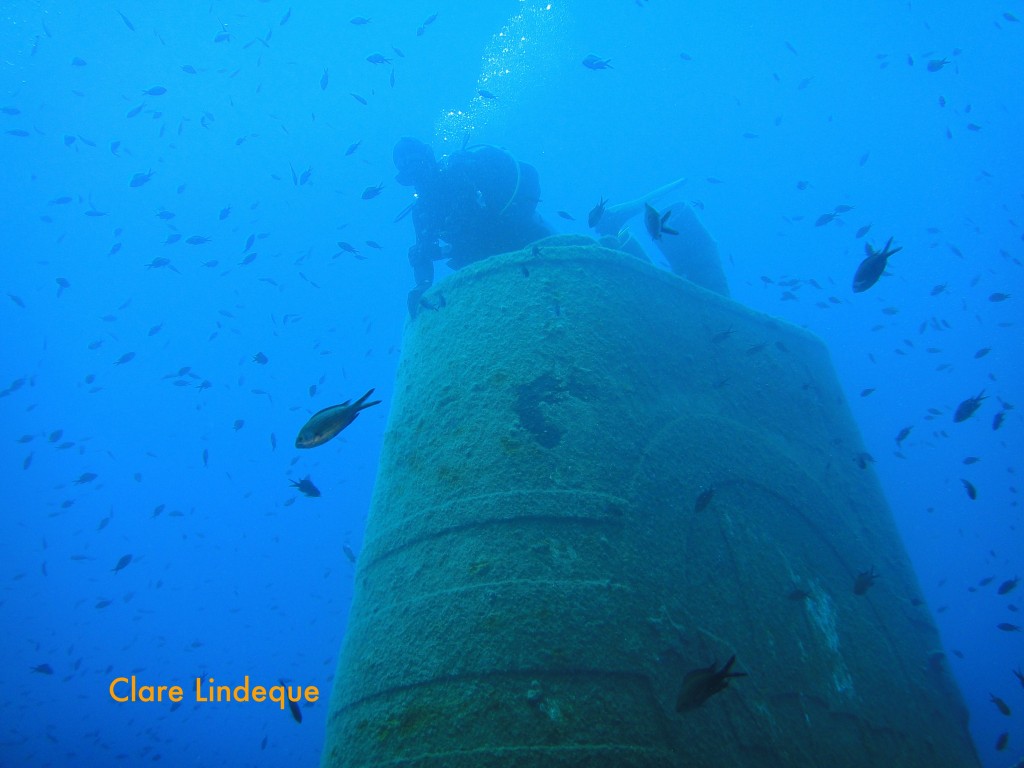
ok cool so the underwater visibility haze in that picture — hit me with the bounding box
[0,1,1021,765]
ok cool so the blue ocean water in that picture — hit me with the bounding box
[0,1,1020,765]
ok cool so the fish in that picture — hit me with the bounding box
[290,476,321,498]
[990,694,1011,716]
[281,679,302,722]
[852,237,901,292]
[895,426,912,445]
[588,197,607,228]
[342,544,357,563]
[477,89,496,99]
[989,292,1011,302]
[296,389,381,448]
[995,732,1008,751]
[320,68,328,90]
[142,86,167,96]
[112,554,133,574]
[1014,668,1024,688]
[853,567,878,595]
[252,352,268,364]
[361,183,384,200]
[350,16,371,25]
[998,577,1019,595]
[344,140,361,156]
[961,479,977,500]
[129,170,154,187]
[582,54,612,70]
[366,53,391,65]
[556,210,574,221]
[75,472,98,484]
[644,203,678,240]
[953,390,986,422]
[694,487,714,512]
[675,655,746,712]
[31,663,54,675]
[927,58,949,72]
[996,623,1020,632]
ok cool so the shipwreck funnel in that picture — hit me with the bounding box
[321,237,980,768]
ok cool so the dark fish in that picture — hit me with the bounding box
[998,577,1019,595]
[280,679,302,722]
[31,663,54,675]
[953,391,986,422]
[853,567,878,595]
[694,487,714,512]
[995,732,1008,751]
[342,544,357,563]
[588,197,607,228]
[815,212,836,227]
[344,140,361,156]
[142,86,167,96]
[350,93,367,105]
[644,203,678,240]
[295,389,381,448]
[115,352,135,365]
[996,623,1020,632]
[1014,668,1024,688]
[112,554,133,574]
[895,426,912,445]
[675,655,746,712]
[477,89,496,99]
[961,479,977,500]
[350,16,371,25]
[75,472,98,484]
[990,693,1011,716]
[117,11,135,31]
[852,237,901,292]
[361,183,384,200]
[860,388,875,397]
[320,68,328,90]
[989,292,1011,302]
[366,53,391,65]
[290,475,321,498]
[927,58,949,72]
[252,352,268,364]
[129,170,154,187]
[556,210,574,221]
[582,54,612,70]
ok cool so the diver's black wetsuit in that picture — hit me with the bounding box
[396,141,551,315]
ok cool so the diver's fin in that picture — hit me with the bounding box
[595,176,687,236]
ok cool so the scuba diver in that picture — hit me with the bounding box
[393,137,730,316]
[393,137,553,316]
